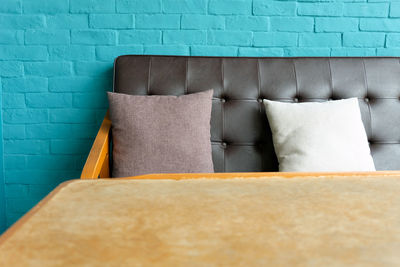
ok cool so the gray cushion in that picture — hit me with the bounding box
[108,90,214,177]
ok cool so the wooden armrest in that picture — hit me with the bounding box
[81,111,111,179]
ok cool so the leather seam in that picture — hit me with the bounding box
[185,57,188,94]
[257,59,264,171]
[221,58,225,172]
[328,59,334,98]
[362,59,373,140]
[293,58,299,99]
[257,58,261,99]
[147,57,152,95]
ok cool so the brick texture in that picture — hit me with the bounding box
[0,0,397,228]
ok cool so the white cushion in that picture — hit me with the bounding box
[263,98,376,172]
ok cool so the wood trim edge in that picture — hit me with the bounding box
[116,171,400,180]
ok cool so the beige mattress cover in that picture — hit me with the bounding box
[1,175,400,266]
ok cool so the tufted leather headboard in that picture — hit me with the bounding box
[113,56,400,172]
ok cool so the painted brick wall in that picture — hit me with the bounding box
[0,0,399,227]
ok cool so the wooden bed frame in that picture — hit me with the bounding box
[80,111,400,180]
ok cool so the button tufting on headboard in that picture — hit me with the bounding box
[114,56,400,172]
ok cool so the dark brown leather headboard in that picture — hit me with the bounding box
[113,55,400,172]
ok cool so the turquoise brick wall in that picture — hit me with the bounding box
[0,0,399,229]
[0,76,5,232]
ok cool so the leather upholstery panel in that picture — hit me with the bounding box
[365,59,400,98]
[259,59,297,99]
[114,57,149,95]
[223,58,259,100]
[187,58,223,96]
[295,58,332,99]
[330,59,366,99]
[114,56,400,171]
[371,99,400,142]
[371,144,400,170]
[149,57,186,95]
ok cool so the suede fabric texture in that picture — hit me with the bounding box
[1,176,400,266]
[108,90,214,177]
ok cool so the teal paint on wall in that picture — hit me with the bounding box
[0,79,6,233]
[0,0,399,228]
